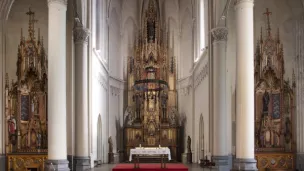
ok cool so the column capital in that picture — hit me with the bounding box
[211,27,228,42]
[234,0,254,9]
[48,0,67,5]
[73,26,90,44]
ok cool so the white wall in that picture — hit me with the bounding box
[193,54,209,163]
[91,54,109,163]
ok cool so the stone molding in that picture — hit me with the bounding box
[211,27,228,42]
[234,0,254,9]
[297,153,304,170]
[73,156,91,171]
[48,0,68,5]
[234,0,254,5]
[194,60,209,89]
[45,159,69,171]
[110,85,120,96]
[73,26,90,44]
[212,155,229,166]
[95,71,108,91]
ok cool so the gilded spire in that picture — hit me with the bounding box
[263,8,272,37]
[26,8,38,40]
[276,28,280,43]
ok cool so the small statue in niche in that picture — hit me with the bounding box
[124,107,134,126]
[133,94,142,120]
[169,107,178,127]
[147,19,155,42]
[108,136,113,153]
[187,136,192,153]
[37,131,42,149]
[160,93,168,119]
[284,117,292,143]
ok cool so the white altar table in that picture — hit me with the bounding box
[129,147,171,168]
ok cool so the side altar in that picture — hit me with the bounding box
[5,9,48,171]
[254,9,296,170]
[123,0,180,162]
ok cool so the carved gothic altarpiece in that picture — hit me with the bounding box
[5,9,48,171]
[254,8,296,171]
[123,0,180,162]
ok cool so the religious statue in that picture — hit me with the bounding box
[8,117,16,135]
[108,136,113,153]
[124,107,134,126]
[37,131,42,148]
[169,107,178,127]
[284,117,292,143]
[187,136,191,153]
[133,94,142,120]
[161,93,168,119]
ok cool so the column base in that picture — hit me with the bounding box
[231,158,258,171]
[0,155,6,171]
[45,159,70,171]
[212,155,229,171]
[113,153,120,163]
[67,155,73,170]
[73,156,91,171]
[296,153,304,170]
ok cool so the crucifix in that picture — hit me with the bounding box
[263,8,272,36]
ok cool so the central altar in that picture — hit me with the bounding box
[123,0,180,162]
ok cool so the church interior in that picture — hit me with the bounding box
[0,0,304,171]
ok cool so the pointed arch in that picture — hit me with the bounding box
[97,114,102,161]
[199,114,204,159]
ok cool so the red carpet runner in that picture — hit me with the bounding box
[112,163,188,171]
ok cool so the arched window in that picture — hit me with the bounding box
[195,0,206,62]
[95,0,101,50]
[199,0,205,52]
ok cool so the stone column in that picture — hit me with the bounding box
[45,0,69,170]
[73,20,90,170]
[211,27,229,170]
[232,0,258,170]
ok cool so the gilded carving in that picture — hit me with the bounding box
[6,9,48,171]
[254,9,295,170]
[124,0,179,161]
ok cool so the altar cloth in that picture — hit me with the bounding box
[129,147,171,161]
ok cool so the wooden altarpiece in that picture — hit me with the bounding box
[254,8,296,170]
[5,9,48,171]
[123,0,180,162]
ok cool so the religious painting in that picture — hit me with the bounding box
[272,93,280,119]
[21,95,30,121]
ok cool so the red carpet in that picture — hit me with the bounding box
[112,163,188,171]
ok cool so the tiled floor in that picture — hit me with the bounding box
[91,163,218,171]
